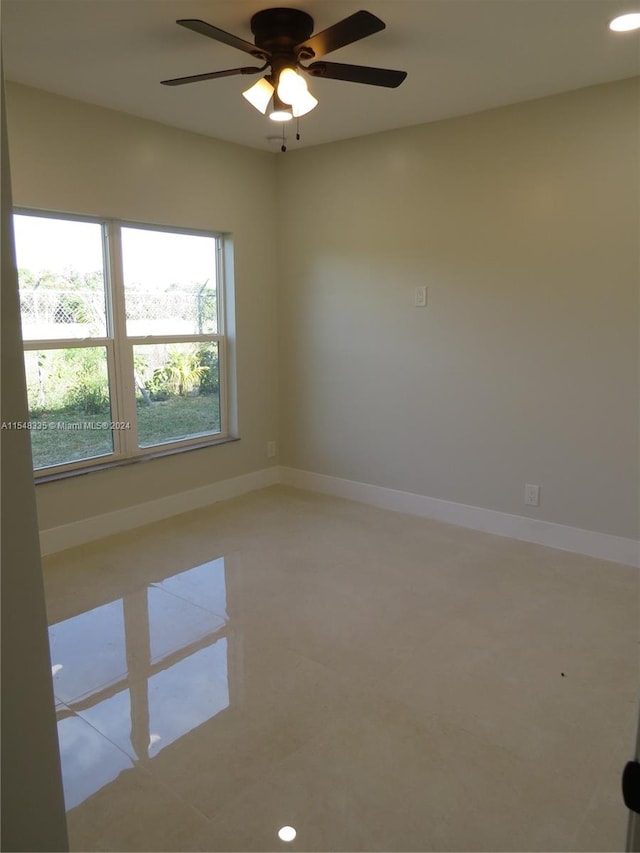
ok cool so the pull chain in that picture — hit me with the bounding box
[281,123,287,153]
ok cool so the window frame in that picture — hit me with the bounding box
[15,209,231,477]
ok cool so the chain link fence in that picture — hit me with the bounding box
[20,288,217,336]
[20,289,106,327]
[125,290,216,332]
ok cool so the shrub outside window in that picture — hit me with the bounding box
[13,212,229,474]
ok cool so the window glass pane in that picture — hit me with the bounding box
[134,342,220,447]
[24,347,115,469]
[121,228,218,336]
[14,214,107,340]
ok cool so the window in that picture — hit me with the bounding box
[13,211,230,474]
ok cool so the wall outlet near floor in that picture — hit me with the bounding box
[267,440,277,458]
[524,484,540,507]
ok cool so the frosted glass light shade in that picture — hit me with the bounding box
[292,89,318,117]
[277,68,307,105]
[245,70,317,121]
[268,91,293,122]
[269,107,293,122]
[242,78,275,114]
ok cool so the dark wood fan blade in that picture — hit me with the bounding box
[177,19,268,59]
[296,10,385,59]
[161,67,262,86]
[307,61,407,88]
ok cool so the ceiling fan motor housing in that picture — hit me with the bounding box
[250,8,314,57]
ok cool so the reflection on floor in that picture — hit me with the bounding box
[51,558,230,810]
[43,485,638,852]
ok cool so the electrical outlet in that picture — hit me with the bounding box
[414,286,427,307]
[267,440,277,458]
[524,484,540,507]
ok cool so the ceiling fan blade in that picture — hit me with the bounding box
[161,66,263,86]
[306,61,407,88]
[177,19,268,59]
[296,10,385,59]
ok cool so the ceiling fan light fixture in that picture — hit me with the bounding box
[269,108,293,122]
[291,89,318,117]
[277,67,308,104]
[268,91,293,121]
[162,9,406,141]
[242,77,275,113]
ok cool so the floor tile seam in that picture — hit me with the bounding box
[143,717,347,830]
[414,710,619,800]
[61,704,141,769]
[565,769,617,852]
[55,668,132,707]
[244,638,478,746]
[63,653,230,702]
[306,663,595,774]
[230,577,469,624]
[249,632,381,699]
[150,582,229,622]
[131,758,221,826]
[118,648,366,825]
[185,717,345,829]
[265,636,459,717]
[66,714,231,832]
[241,636,394,722]
[67,708,224,828]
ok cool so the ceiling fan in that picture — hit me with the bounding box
[161,8,407,129]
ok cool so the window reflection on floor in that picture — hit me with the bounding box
[50,557,235,810]
[49,598,127,704]
[56,715,133,811]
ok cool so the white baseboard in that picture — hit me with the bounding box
[280,467,640,568]
[39,466,280,555]
[40,463,639,567]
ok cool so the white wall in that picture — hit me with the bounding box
[6,83,279,531]
[277,78,639,540]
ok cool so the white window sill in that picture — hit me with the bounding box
[34,435,240,484]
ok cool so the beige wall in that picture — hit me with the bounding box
[6,83,279,531]
[1,77,68,850]
[277,78,639,540]
[6,79,639,542]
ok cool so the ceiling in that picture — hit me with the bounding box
[3,0,639,152]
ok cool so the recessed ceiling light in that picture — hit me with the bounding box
[609,12,640,31]
[278,826,297,842]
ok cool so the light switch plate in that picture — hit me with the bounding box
[415,286,427,307]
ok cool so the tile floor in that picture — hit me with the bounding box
[42,485,639,852]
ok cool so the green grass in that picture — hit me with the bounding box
[29,409,114,469]
[137,393,220,447]
[30,394,220,469]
